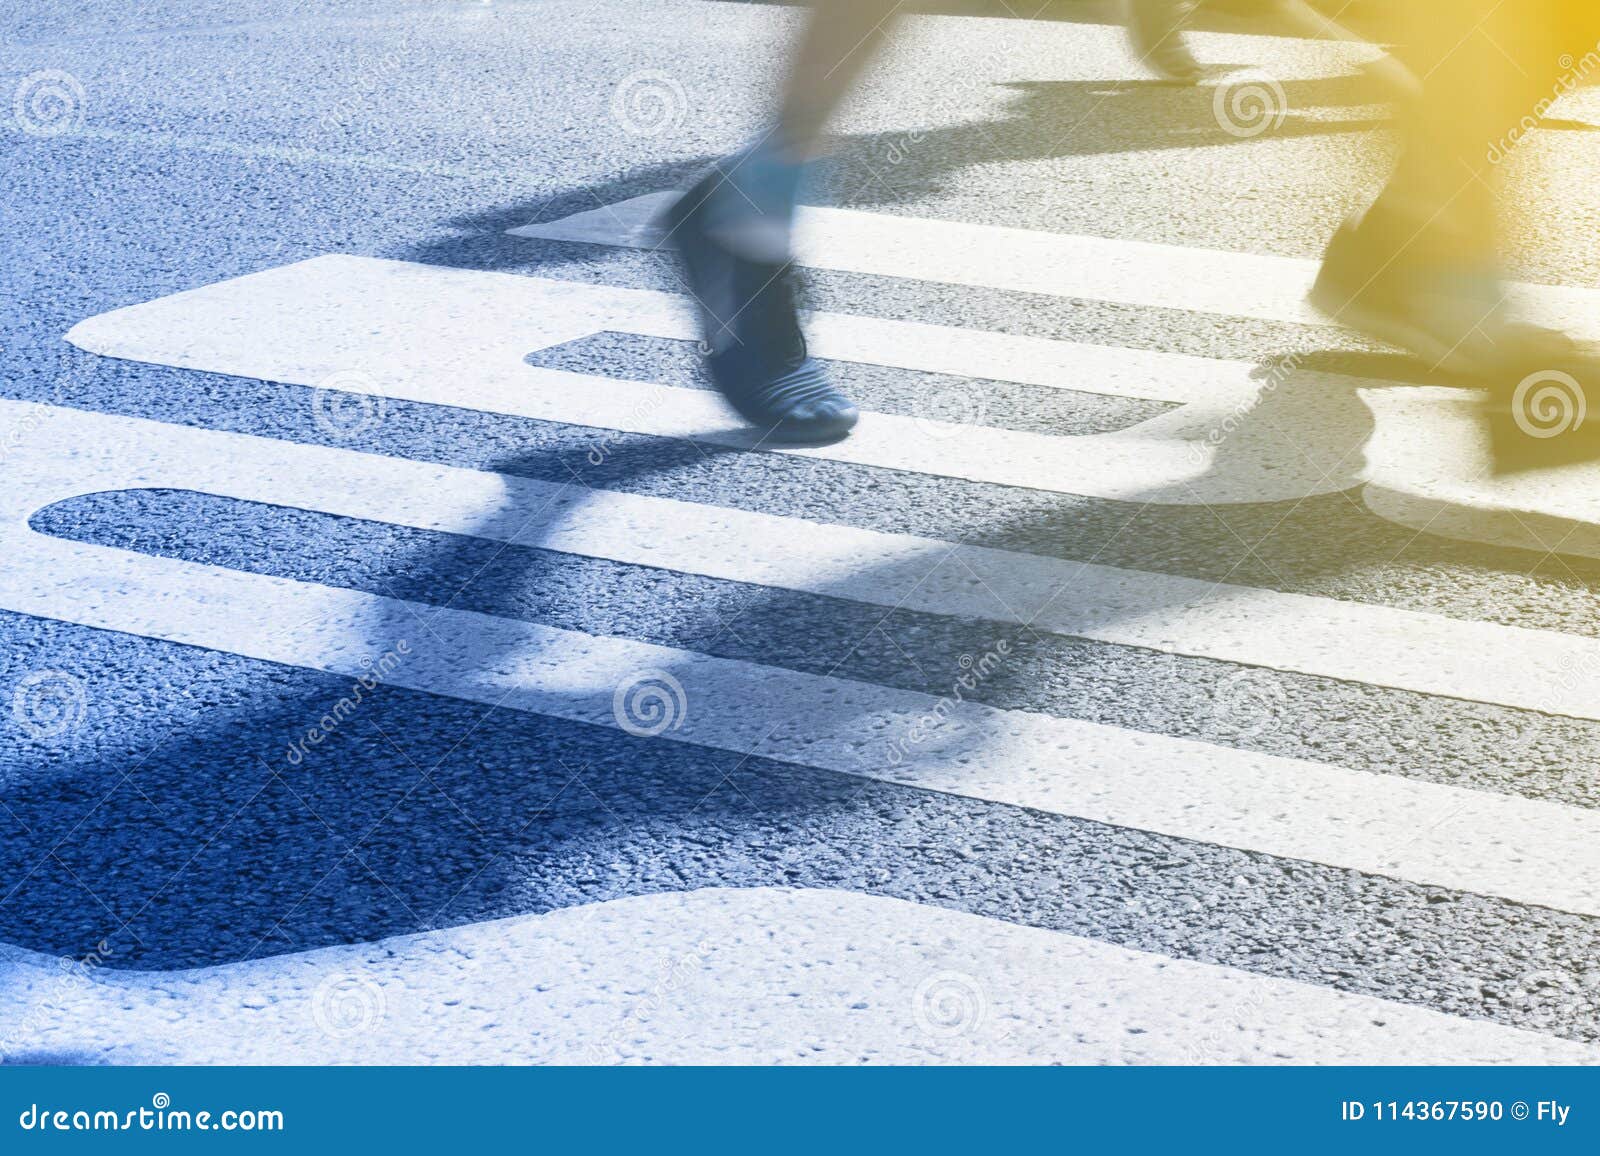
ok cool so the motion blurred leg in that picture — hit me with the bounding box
[1311,1,1600,374]
[664,1,904,443]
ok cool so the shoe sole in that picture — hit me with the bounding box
[760,409,860,445]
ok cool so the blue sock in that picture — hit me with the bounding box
[701,136,805,262]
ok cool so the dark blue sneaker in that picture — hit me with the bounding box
[661,166,859,445]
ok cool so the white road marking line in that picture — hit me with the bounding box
[3,888,1593,1065]
[9,400,1600,914]
[63,254,1375,506]
[12,397,1600,718]
[80,254,1600,545]
[1,123,497,181]
[18,397,1600,720]
[512,193,1600,340]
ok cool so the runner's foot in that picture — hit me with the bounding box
[1309,205,1578,379]
[1126,0,1202,82]
[663,160,858,444]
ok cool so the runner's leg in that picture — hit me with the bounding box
[666,1,905,443]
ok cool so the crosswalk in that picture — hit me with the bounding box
[8,196,1600,1063]
[10,400,1600,910]
[62,253,1360,505]
[8,890,1598,1065]
[510,193,1600,340]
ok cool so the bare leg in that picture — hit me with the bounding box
[662,1,904,442]
[773,0,907,158]
[702,0,905,260]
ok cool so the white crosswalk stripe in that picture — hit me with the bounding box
[7,889,1598,1065]
[18,198,1600,1063]
[46,309,1600,720]
[9,402,1600,915]
[510,193,1600,341]
[63,255,1362,506]
[1363,389,1600,558]
[511,197,1600,555]
[68,251,1600,551]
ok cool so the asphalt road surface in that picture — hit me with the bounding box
[7,0,1600,1064]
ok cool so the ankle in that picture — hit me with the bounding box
[702,138,808,262]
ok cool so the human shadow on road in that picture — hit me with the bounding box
[0,336,1580,981]
[0,431,1134,974]
[0,341,1367,969]
[404,74,1389,275]
[8,327,1600,1066]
